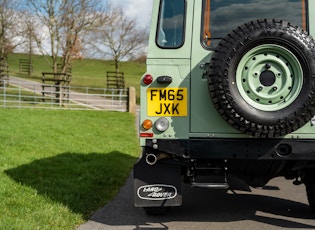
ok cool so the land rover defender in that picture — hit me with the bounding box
[134,0,315,214]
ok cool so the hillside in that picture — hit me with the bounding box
[7,53,146,102]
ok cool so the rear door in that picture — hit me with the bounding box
[189,0,310,137]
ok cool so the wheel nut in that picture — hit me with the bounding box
[273,87,278,91]
[265,63,272,69]
[257,86,263,92]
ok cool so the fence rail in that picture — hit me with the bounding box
[0,79,129,112]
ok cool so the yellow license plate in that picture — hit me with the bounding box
[147,88,187,116]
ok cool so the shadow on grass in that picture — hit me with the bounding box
[5,152,137,219]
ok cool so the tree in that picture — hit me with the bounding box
[27,0,104,74]
[17,12,40,75]
[89,5,148,73]
[0,0,24,59]
[0,0,25,81]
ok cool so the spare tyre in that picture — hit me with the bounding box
[208,19,315,137]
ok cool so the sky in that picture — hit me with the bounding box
[15,0,154,56]
[108,0,154,28]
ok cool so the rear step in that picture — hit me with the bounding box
[191,182,229,189]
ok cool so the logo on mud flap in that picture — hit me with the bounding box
[137,184,177,200]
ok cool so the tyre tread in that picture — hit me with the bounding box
[208,19,315,137]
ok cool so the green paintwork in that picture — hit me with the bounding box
[140,0,315,146]
[140,59,190,139]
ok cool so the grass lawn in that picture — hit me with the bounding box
[0,109,140,229]
[7,53,146,104]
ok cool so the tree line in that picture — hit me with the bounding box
[0,0,148,74]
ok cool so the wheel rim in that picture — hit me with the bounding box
[236,44,303,111]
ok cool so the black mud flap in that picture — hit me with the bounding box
[134,157,182,207]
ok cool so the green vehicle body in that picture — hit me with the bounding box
[134,0,315,213]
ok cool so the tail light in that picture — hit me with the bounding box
[155,117,169,132]
[142,119,153,130]
[143,74,153,85]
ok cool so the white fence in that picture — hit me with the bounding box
[0,79,130,112]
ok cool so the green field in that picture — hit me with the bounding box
[0,109,140,229]
[7,53,146,103]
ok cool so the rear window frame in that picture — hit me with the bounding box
[156,0,187,49]
[201,0,309,50]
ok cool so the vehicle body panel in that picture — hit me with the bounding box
[135,0,315,211]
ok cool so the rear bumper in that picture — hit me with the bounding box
[145,138,315,160]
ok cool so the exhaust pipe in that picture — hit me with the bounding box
[145,153,170,165]
[146,154,158,165]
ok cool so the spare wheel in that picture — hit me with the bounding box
[208,19,315,137]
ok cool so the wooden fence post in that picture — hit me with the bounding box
[128,87,136,114]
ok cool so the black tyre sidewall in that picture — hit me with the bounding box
[209,20,315,137]
[230,36,314,124]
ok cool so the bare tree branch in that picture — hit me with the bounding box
[0,0,25,59]
[27,0,105,74]
[87,5,149,72]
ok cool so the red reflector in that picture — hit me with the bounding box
[143,74,153,85]
[140,133,154,138]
